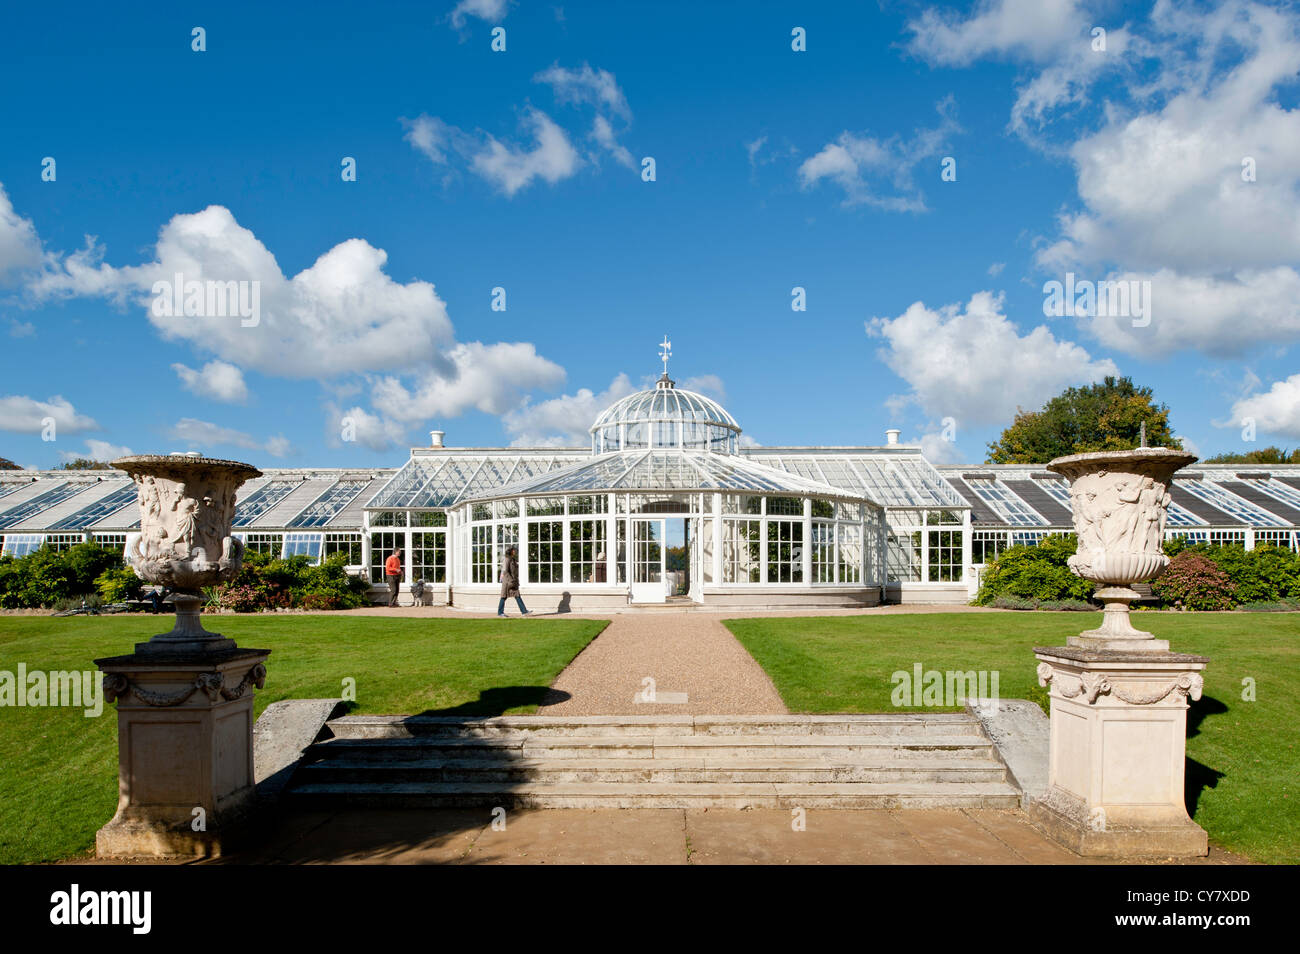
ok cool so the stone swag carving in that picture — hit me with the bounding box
[1036,662,1204,706]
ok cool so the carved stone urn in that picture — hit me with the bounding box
[1029,446,1209,858]
[1047,447,1197,652]
[94,453,270,858]
[113,453,262,655]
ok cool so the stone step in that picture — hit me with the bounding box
[285,780,1022,810]
[297,756,1009,785]
[323,713,984,740]
[306,734,996,762]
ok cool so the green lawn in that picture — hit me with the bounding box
[724,611,1299,864]
[0,614,606,865]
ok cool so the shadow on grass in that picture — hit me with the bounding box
[1185,693,1228,816]
[417,685,572,716]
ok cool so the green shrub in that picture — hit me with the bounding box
[1200,544,1300,603]
[0,543,124,608]
[95,566,142,603]
[1152,551,1237,611]
[974,533,1094,606]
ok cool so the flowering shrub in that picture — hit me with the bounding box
[212,551,369,612]
[1152,551,1237,611]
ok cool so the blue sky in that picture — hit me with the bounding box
[2,0,1299,469]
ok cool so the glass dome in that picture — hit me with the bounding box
[590,375,741,454]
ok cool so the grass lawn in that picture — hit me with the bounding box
[0,614,606,865]
[725,611,1299,865]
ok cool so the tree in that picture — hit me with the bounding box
[57,458,112,470]
[1203,446,1300,464]
[0,457,21,470]
[986,376,1180,464]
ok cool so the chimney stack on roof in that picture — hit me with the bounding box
[885,429,901,445]
[429,430,445,448]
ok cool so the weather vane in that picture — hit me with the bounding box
[659,334,671,377]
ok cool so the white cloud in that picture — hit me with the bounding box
[58,439,132,464]
[34,205,456,378]
[1086,267,1300,357]
[591,114,635,168]
[916,0,1300,358]
[172,359,249,403]
[535,63,631,119]
[8,319,34,337]
[0,394,98,434]
[372,341,566,422]
[1229,374,1300,439]
[0,184,42,280]
[915,432,966,465]
[327,403,408,453]
[450,0,511,29]
[168,417,291,458]
[987,262,1006,277]
[406,108,583,197]
[797,98,959,211]
[907,0,1086,66]
[503,374,636,446]
[866,290,1119,425]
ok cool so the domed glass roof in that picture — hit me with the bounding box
[591,375,741,454]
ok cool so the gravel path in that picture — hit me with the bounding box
[539,614,788,715]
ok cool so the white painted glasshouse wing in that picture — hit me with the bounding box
[3,365,1299,608]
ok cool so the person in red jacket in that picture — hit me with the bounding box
[384,548,402,607]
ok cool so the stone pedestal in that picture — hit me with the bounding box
[94,648,270,858]
[1026,646,1208,858]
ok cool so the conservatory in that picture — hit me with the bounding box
[446,444,886,612]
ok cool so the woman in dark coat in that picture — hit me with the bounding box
[498,546,529,617]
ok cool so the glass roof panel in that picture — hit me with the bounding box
[0,482,87,529]
[288,480,372,528]
[47,483,138,530]
[460,451,873,502]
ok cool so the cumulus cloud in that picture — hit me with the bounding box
[58,439,132,464]
[915,432,966,465]
[168,417,291,458]
[866,290,1119,426]
[8,319,34,337]
[33,205,456,378]
[372,341,566,423]
[913,0,1300,358]
[0,394,98,434]
[502,373,636,446]
[172,359,249,404]
[1230,374,1300,439]
[326,403,409,453]
[0,184,42,281]
[908,0,1087,65]
[1086,268,1300,357]
[797,98,959,211]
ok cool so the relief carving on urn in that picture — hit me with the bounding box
[1047,447,1197,651]
[113,454,262,654]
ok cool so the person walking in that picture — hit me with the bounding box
[385,548,403,607]
[498,545,529,617]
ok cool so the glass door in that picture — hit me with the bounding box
[630,518,666,603]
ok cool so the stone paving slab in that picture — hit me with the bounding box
[129,807,1246,865]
